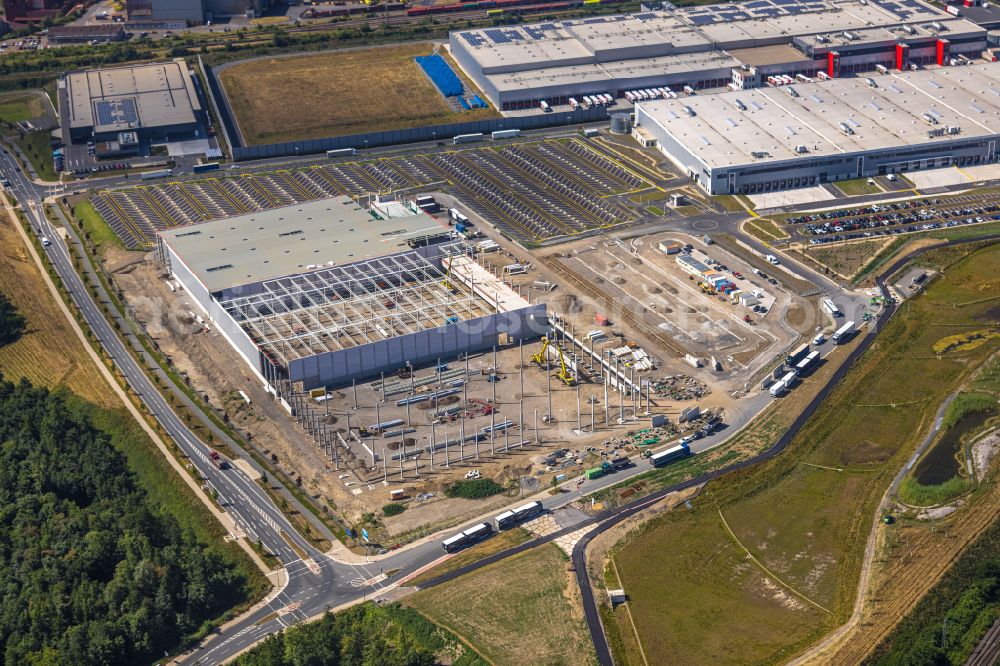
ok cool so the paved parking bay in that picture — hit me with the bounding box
[90,139,658,248]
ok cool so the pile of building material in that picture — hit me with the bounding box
[649,375,710,400]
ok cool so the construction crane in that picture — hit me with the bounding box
[442,257,456,292]
[530,336,576,386]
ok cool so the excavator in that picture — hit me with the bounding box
[530,336,577,386]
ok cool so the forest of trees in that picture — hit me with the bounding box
[0,293,25,346]
[0,376,251,665]
[234,603,487,666]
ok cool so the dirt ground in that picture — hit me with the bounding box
[109,248,719,542]
[527,231,802,393]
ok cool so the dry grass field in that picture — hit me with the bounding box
[0,214,115,407]
[796,238,894,280]
[219,44,499,145]
[407,543,595,666]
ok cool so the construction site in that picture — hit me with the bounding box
[94,172,832,544]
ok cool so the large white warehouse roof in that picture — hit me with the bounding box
[636,61,1000,168]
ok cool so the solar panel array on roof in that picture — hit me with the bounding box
[93,97,139,128]
[680,0,829,23]
[484,28,526,43]
[460,32,487,46]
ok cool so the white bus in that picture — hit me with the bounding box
[822,298,842,317]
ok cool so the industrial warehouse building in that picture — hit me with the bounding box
[633,61,1000,194]
[448,0,987,109]
[157,197,546,397]
[63,59,203,142]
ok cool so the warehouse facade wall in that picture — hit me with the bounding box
[288,304,548,390]
[159,238,268,380]
[634,104,710,185]
[712,138,999,195]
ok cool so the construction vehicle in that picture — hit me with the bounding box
[530,336,577,386]
[442,259,456,292]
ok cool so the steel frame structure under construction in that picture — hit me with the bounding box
[220,242,492,368]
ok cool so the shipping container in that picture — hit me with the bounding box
[769,380,787,397]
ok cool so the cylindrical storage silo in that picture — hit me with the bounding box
[610,113,631,135]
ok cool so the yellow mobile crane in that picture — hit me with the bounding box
[442,257,456,292]
[530,336,577,386]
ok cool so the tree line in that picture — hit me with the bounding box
[0,375,251,664]
[234,603,487,666]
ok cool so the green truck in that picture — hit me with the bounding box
[585,467,604,480]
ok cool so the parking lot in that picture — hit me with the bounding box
[424,140,648,245]
[783,193,1000,246]
[90,138,657,248]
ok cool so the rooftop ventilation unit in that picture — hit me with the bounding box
[927,127,946,137]
[684,105,696,116]
[922,112,939,124]
[795,144,808,153]
[931,21,945,30]
[838,122,855,135]
[750,151,771,159]
[902,25,915,35]
[865,77,877,88]
[734,99,747,111]
[946,125,961,134]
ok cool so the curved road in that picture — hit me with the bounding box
[7,137,996,664]
[570,232,1000,666]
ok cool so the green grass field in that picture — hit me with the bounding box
[71,199,123,250]
[606,241,1000,665]
[407,544,595,666]
[610,508,827,665]
[0,92,46,125]
[15,131,56,181]
[836,178,882,196]
[219,44,499,145]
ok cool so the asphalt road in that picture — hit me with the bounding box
[3,139,779,664]
[570,232,1000,666]
[5,141,980,664]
